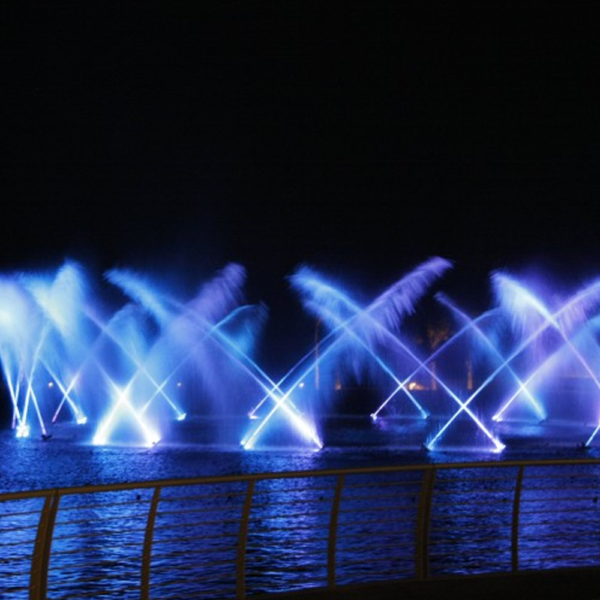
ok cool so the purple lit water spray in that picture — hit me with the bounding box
[2,258,600,451]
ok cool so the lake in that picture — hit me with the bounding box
[2,415,597,493]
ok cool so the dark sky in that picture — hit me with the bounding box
[2,2,600,330]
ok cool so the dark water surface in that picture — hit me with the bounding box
[3,416,600,599]
[2,415,598,493]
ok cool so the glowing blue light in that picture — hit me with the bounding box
[16,424,30,438]
[3,257,600,452]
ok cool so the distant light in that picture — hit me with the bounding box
[48,381,54,388]
[407,381,425,391]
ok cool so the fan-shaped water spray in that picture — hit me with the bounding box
[3,258,600,452]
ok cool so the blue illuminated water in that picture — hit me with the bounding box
[1,416,597,494]
[6,258,600,598]
[4,415,600,600]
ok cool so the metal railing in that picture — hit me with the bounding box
[2,457,600,599]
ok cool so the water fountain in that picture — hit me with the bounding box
[0,260,271,447]
[3,257,600,453]
[367,267,600,451]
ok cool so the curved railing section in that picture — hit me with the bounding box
[2,458,600,599]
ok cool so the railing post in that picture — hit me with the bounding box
[327,474,345,589]
[141,486,162,600]
[512,465,524,573]
[236,479,255,600]
[415,467,435,581]
[30,490,60,600]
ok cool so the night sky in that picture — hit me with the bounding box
[2,2,600,355]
